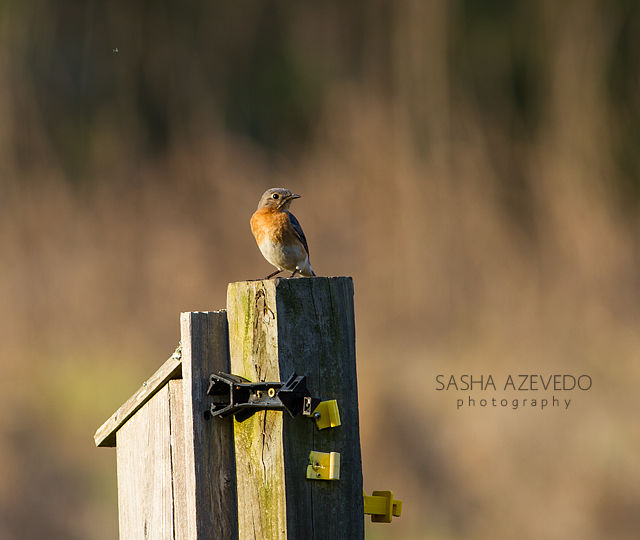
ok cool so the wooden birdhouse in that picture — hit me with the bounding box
[94,278,390,540]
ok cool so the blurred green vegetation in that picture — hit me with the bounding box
[1,1,640,539]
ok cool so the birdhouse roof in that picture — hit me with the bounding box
[94,349,182,447]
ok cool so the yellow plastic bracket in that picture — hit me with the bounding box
[306,451,340,480]
[363,490,403,523]
[312,399,341,430]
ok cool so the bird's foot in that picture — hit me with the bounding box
[264,269,282,279]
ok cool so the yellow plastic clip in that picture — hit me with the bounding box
[312,400,341,430]
[363,490,403,523]
[306,451,340,480]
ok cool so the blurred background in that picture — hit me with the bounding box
[1,0,639,538]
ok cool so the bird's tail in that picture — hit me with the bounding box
[299,260,316,277]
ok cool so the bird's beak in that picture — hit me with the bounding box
[289,193,301,200]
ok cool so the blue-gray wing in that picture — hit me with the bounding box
[286,211,310,256]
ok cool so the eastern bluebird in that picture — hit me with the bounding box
[250,188,316,279]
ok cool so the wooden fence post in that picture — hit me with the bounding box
[180,311,238,540]
[226,277,364,540]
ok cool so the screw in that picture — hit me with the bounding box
[314,412,321,420]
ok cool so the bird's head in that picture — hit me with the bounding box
[257,188,301,211]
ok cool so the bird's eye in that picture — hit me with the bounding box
[272,193,279,200]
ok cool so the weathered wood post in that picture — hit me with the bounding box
[226,277,364,539]
[180,311,238,539]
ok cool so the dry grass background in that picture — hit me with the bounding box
[1,1,640,539]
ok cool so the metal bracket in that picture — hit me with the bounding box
[363,490,403,523]
[306,451,341,480]
[204,372,321,423]
[312,399,341,430]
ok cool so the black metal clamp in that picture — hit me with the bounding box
[204,372,322,423]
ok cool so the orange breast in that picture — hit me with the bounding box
[250,208,293,246]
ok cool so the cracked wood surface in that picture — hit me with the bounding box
[227,277,364,540]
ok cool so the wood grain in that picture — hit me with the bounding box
[227,277,364,540]
[227,281,287,540]
[180,311,238,540]
[116,385,174,539]
[169,379,188,540]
